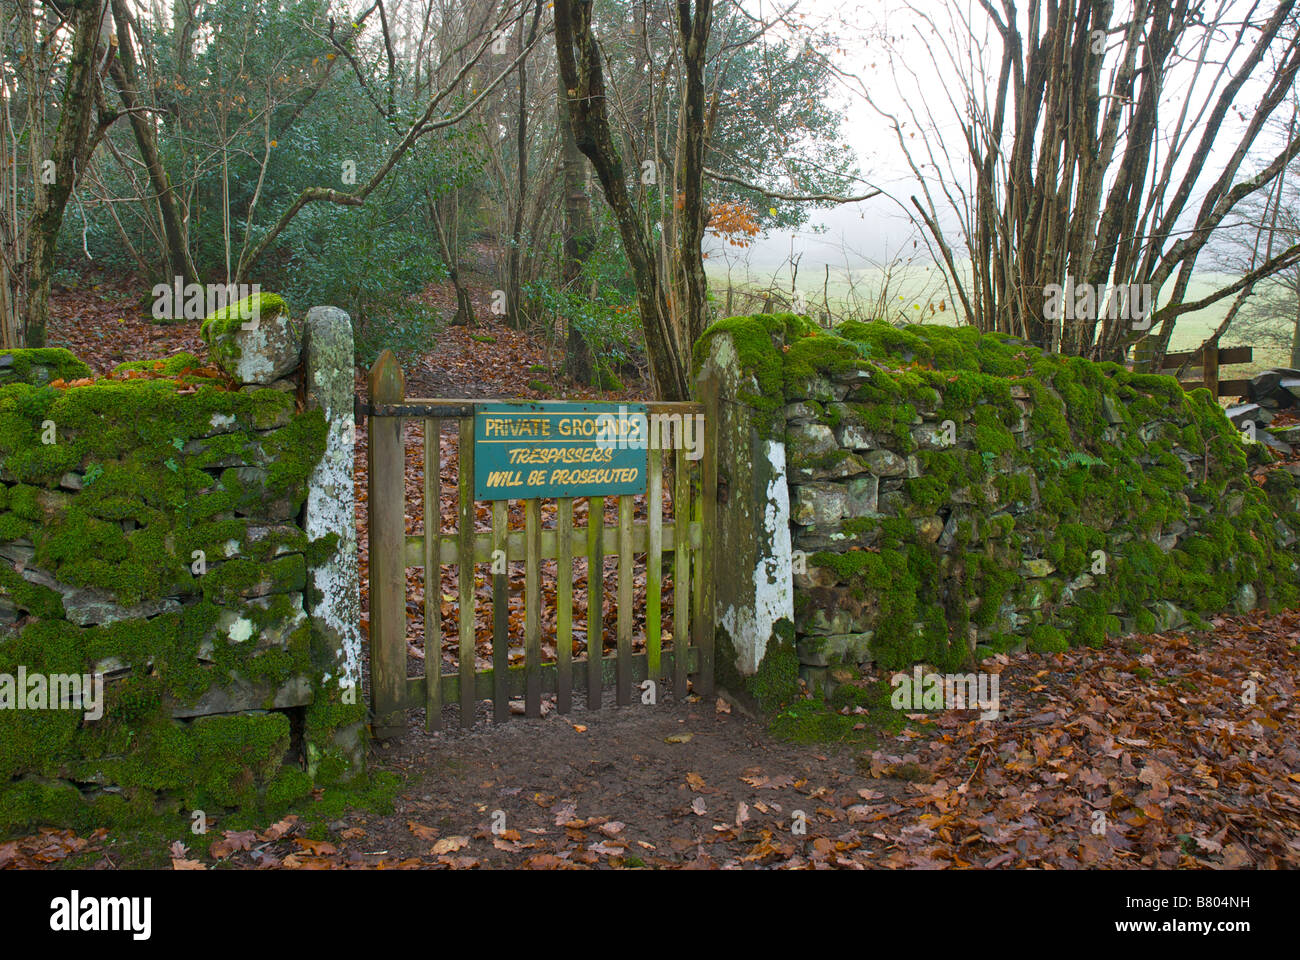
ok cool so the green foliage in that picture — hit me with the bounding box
[525,231,643,389]
[286,204,447,366]
[54,0,464,342]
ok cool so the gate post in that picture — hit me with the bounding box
[697,381,719,695]
[694,329,794,682]
[368,350,407,738]
[302,306,366,775]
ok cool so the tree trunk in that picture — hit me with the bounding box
[506,0,545,331]
[1291,288,1300,369]
[25,0,105,347]
[109,0,197,285]
[674,0,714,351]
[558,70,595,384]
[430,194,474,326]
[554,0,689,400]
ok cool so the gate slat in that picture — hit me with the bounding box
[587,496,604,709]
[458,419,476,728]
[617,495,633,706]
[524,499,541,719]
[673,448,690,699]
[556,498,574,714]
[646,447,663,682]
[424,418,442,732]
[491,499,509,724]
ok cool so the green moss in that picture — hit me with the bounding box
[1028,625,1067,654]
[0,348,92,386]
[0,562,64,620]
[304,533,340,567]
[904,475,947,510]
[0,779,85,833]
[972,405,1016,455]
[758,315,1297,673]
[199,292,288,341]
[112,352,213,379]
[769,678,904,745]
[197,293,290,373]
[693,313,811,429]
[0,362,357,835]
[202,555,306,604]
[744,624,801,713]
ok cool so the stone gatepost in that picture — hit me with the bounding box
[301,306,366,778]
[695,329,794,687]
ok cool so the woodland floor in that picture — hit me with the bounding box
[4,272,1299,870]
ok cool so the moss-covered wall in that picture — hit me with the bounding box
[0,302,365,834]
[695,314,1300,692]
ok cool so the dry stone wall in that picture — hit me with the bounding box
[0,297,364,833]
[695,315,1300,699]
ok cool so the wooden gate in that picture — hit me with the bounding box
[363,351,717,737]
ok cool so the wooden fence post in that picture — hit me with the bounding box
[1203,346,1220,400]
[368,350,407,738]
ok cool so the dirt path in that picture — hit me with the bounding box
[356,693,897,869]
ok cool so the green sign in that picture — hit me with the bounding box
[474,402,649,500]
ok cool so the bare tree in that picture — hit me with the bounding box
[861,0,1300,366]
[1221,98,1300,364]
[2,0,117,347]
[106,0,197,286]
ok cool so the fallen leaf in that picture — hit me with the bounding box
[431,836,470,855]
[407,821,439,842]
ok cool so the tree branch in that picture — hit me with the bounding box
[704,167,880,204]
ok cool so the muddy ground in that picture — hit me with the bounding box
[351,688,903,869]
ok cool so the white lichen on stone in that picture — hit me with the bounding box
[721,440,794,675]
[228,617,254,644]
